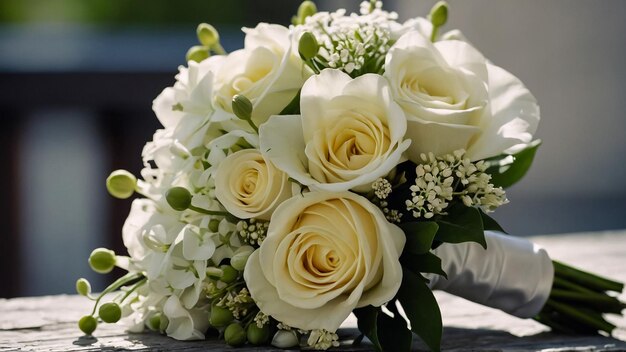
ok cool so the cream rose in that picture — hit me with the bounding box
[243,191,405,331]
[213,23,311,125]
[384,31,540,161]
[260,69,411,192]
[214,149,291,220]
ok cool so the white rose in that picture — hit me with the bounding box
[244,191,405,331]
[384,31,539,161]
[260,69,411,192]
[213,23,311,125]
[214,149,292,220]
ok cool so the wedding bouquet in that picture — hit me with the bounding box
[77,1,625,351]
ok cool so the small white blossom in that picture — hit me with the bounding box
[406,150,508,218]
[254,311,270,328]
[299,4,398,75]
[215,287,253,319]
[238,218,270,246]
[372,178,393,199]
[307,329,340,350]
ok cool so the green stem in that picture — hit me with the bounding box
[550,288,624,314]
[244,119,259,134]
[545,299,616,333]
[90,272,143,316]
[117,277,148,304]
[430,26,439,42]
[188,205,230,217]
[554,260,624,293]
[534,312,578,334]
[552,276,598,295]
[212,42,226,55]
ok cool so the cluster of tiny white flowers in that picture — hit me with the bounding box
[406,153,455,219]
[382,203,403,223]
[372,178,392,199]
[300,2,398,74]
[216,287,254,319]
[406,150,507,218]
[237,218,269,246]
[276,322,308,334]
[307,329,340,350]
[254,311,270,328]
[454,154,509,212]
[371,178,402,223]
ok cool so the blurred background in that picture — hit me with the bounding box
[1,0,625,298]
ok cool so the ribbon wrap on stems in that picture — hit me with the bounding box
[426,231,554,318]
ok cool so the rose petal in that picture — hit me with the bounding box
[466,63,540,160]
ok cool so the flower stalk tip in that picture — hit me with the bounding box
[88,248,116,274]
[186,45,210,63]
[292,1,317,25]
[429,1,449,41]
[106,169,137,199]
[298,32,320,61]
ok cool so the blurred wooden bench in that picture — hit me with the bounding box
[1,231,625,351]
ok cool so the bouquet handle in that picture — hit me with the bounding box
[426,231,554,318]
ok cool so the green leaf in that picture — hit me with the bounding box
[435,203,486,248]
[479,209,507,234]
[353,306,382,352]
[401,252,448,279]
[397,268,442,352]
[278,89,301,115]
[377,310,413,351]
[399,221,439,254]
[485,139,541,189]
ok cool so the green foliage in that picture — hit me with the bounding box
[354,304,413,352]
[377,307,413,351]
[434,203,487,249]
[484,140,541,189]
[399,221,439,254]
[401,252,447,279]
[354,306,382,351]
[279,90,301,115]
[479,209,507,233]
[397,268,442,352]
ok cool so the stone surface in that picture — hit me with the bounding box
[1,230,625,351]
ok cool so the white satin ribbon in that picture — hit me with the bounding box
[425,231,554,318]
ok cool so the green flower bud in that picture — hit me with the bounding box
[197,23,220,47]
[230,246,255,271]
[298,32,319,61]
[429,1,449,27]
[220,265,238,284]
[106,170,136,199]
[165,187,192,211]
[206,267,224,280]
[88,248,116,274]
[186,45,210,63]
[208,219,220,232]
[232,94,253,121]
[99,302,122,323]
[224,323,246,347]
[293,1,317,25]
[247,323,270,345]
[210,305,234,327]
[271,329,299,348]
[78,315,97,335]
[148,313,162,331]
[75,278,91,296]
